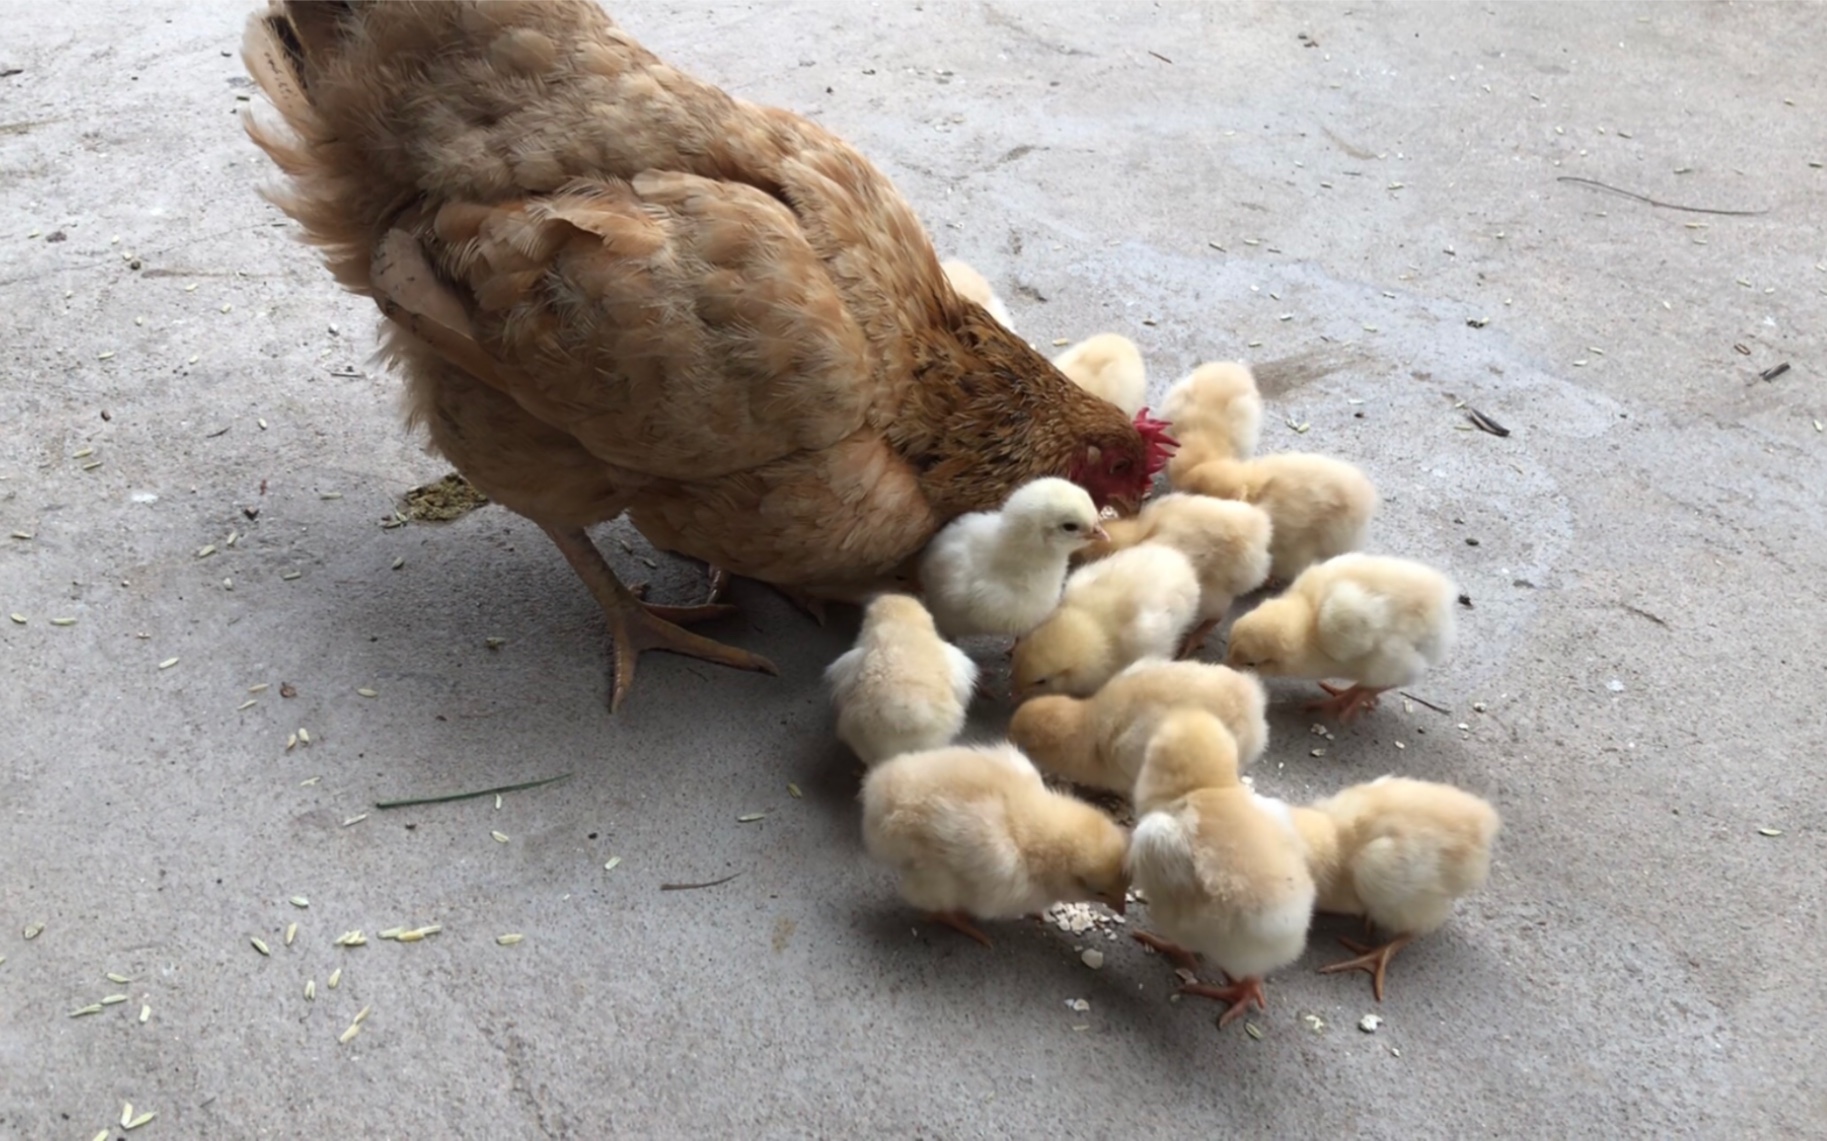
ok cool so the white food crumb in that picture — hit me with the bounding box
[1359,1013,1384,1033]
[1081,949,1105,970]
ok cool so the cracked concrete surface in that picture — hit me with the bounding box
[2,2,1822,1137]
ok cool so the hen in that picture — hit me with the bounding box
[242,1,1173,709]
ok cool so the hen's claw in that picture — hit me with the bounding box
[1317,933,1413,1002]
[543,525,776,712]
[1305,681,1384,722]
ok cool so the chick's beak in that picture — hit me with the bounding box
[1088,524,1110,543]
[1102,892,1128,916]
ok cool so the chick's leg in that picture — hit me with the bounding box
[1317,932,1414,1002]
[541,525,777,712]
[1306,682,1385,722]
[1180,975,1269,1028]
[1178,618,1221,659]
[1132,930,1201,973]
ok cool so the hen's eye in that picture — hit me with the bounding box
[1111,459,1133,475]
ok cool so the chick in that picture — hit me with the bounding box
[1127,709,1315,1027]
[940,258,1016,331]
[1172,452,1378,583]
[1224,553,1457,721]
[1162,361,1263,469]
[825,594,978,766]
[1009,660,1268,795]
[860,742,1131,946]
[1052,333,1147,418]
[1011,545,1200,699]
[1077,493,1273,656]
[919,478,1108,640]
[1292,777,1501,1001]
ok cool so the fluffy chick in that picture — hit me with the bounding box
[1127,709,1315,1027]
[919,478,1107,640]
[1009,660,1267,795]
[1053,333,1147,419]
[1162,361,1263,469]
[1171,453,1378,583]
[826,594,978,766]
[1292,777,1501,1001]
[1078,493,1273,655]
[940,258,1016,331]
[860,742,1131,946]
[1011,545,1200,699]
[1225,553,1457,721]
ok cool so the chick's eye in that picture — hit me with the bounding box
[1062,522,1080,533]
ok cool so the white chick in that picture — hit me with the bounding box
[1292,777,1501,1001]
[1010,544,1200,699]
[1225,553,1457,721]
[1162,361,1263,468]
[1172,452,1378,583]
[1008,660,1267,795]
[1127,709,1315,1027]
[1052,333,1147,418]
[1078,492,1273,655]
[860,742,1131,947]
[825,594,978,766]
[940,258,1016,331]
[919,478,1108,640]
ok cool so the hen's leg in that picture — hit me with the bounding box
[1180,974,1269,1028]
[926,910,994,948]
[1317,933,1414,1002]
[542,525,777,712]
[1305,682,1385,722]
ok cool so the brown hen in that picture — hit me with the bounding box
[243,1,1173,709]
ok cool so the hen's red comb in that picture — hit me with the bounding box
[1134,407,1179,474]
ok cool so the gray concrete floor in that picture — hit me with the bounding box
[2,1,1822,1136]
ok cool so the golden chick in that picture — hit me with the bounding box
[1052,333,1147,419]
[826,594,978,766]
[860,742,1131,947]
[1011,545,1201,699]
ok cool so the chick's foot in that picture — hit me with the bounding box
[1178,618,1220,659]
[1305,682,1384,722]
[1317,933,1414,1002]
[1179,975,1269,1028]
[927,910,994,948]
[1132,930,1202,973]
[543,525,777,712]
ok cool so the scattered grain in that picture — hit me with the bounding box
[121,1103,134,1128]
[50,617,78,627]
[603,856,622,871]
[333,930,367,946]
[285,922,298,945]
[298,728,311,744]
[106,972,132,984]
[1245,1022,1264,1039]
[1081,948,1105,969]
[73,447,94,459]
[251,936,271,956]
[24,922,44,939]
[158,657,179,670]
[320,491,342,500]
[354,1005,372,1025]
[100,993,129,1005]
[281,571,301,581]
[339,1022,361,1044]
[196,544,216,558]
[390,557,404,570]
[139,1004,150,1022]
[237,699,257,711]
[328,967,342,988]
[341,814,368,828]
[1359,1013,1384,1032]
[126,1112,156,1131]
[788,782,803,799]
[737,812,766,823]
[70,1004,104,1017]
[492,830,511,843]
[305,978,316,1001]
[357,687,377,698]
[1758,827,1783,837]
[8,614,23,624]
[497,933,525,945]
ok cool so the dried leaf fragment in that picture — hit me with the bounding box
[1465,407,1511,437]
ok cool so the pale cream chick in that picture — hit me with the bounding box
[918,477,1107,640]
[1162,361,1263,469]
[1225,553,1457,721]
[1052,333,1147,418]
[1011,545,1201,699]
[860,743,1131,946]
[1172,453,1378,583]
[826,594,978,766]
[1077,493,1273,655]
[940,259,1016,331]
[1291,777,1500,1001]
[1008,660,1267,795]
[1126,710,1316,1028]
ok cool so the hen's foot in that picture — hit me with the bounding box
[1178,618,1220,659]
[768,583,829,625]
[926,910,993,948]
[1179,975,1268,1028]
[1317,933,1414,1002]
[542,525,777,712]
[1132,930,1201,974]
[1305,682,1385,722]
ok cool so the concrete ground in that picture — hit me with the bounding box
[2,1,1822,1136]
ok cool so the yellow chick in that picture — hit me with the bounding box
[940,258,1016,330]
[1127,709,1316,1027]
[1077,493,1273,656]
[860,742,1131,946]
[1162,361,1263,469]
[1291,777,1501,1001]
[825,594,979,766]
[1011,544,1201,699]
[1171,453,1378,584]
[1052,333,1147,418]
[1008,660,1268,795]
[919,477,1108,640]
[1224,553,1457,721]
